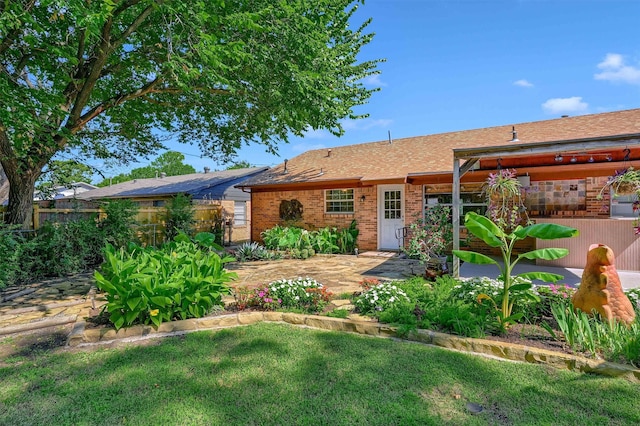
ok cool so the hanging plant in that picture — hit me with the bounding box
[597,167,640,199]
[482,169,529,231]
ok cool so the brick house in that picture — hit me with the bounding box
[240,109,640,270]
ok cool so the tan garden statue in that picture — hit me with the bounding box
[572,244,636,325]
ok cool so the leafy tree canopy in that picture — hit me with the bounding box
[225,160,253,170]
[0,0,381,225]
[96,151,195,186]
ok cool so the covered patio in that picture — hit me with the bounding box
[450,132,640,276]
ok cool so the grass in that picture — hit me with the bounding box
[1,323,639,425]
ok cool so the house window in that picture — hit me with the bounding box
[610,191,639,218]
[325,189,354,213]
[423,188,486,222]
[234,201,247,226]
[153,200,165,207]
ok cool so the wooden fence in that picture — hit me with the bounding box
[0,204,225,246]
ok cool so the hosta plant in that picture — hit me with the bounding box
[94,233,237,330]
[453,212,579,326]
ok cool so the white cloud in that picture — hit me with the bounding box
[542,97,589,115]
[513,79,533,88]
[594,53,640,85]
[362,74,387,87]
[341,118,393,131]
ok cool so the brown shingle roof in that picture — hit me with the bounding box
[243,108,640,187]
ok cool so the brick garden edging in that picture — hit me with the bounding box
[67,311,640,383]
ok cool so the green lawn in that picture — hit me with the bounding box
[1,323,639,425]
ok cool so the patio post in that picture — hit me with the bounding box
[452,158,461,277]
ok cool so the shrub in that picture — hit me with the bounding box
[164,193,196,241]
[94,233,236,330]
[452,275,539,326]
[528,283,575,320]
[0,226,30,288]
[99,199,139,248]
[354,281,410,315]
[24,218,105,279]
[252,277,332,313]
[261,221,359,255]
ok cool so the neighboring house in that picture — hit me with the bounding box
[239,108,640,270]
[34,182,98,201]
[61,167,268,242]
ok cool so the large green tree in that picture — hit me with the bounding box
[0,0,380,226]
[96,151,195,186]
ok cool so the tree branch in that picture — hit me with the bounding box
[112,1,160,51]
[67,1,159,127]
[69,78,162,134]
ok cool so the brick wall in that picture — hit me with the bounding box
[252,187,379,250]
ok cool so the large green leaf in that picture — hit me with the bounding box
[126,297,142,311]
[513,223,579,240]
[515,272,565,283]
[463,212,504,247]
[518,248,569,261]
[508,283,533,292]
[452,250,498,265]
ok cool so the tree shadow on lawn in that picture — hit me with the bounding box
[0,323,639,425]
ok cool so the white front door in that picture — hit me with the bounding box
[378,185,404,250]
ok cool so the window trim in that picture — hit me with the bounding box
[325,188,355,214]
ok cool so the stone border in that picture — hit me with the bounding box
[67,311,640,383]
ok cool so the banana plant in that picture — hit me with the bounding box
[453,212,579,326]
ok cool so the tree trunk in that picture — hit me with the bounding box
[5,170,39,228]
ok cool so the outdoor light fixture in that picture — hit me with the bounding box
[606,155,613,161]
[360,195,366,202]
[570,156,577,163]
[588,156,595,163]
[555,154,563,162]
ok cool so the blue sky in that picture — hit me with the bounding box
[100,0,640,177]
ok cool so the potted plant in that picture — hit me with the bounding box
[402,204,453,278]
[483,168,529,231]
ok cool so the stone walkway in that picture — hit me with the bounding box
[0,254,422,340]
[227,253,423,295]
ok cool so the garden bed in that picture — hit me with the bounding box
[73,308,640,383]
